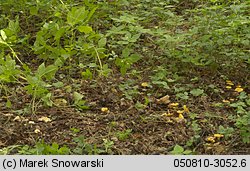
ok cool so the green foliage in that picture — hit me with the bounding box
[115,48,141,75]
[73,92,89,110]
[73,136,104,155]
[190,88,204,97]
[170,144,192,155]
[18,142,70,155]
[0,0,249,154]
[235,111,250,144]
[116,129,132,141]
[119,79,139,100]
[218,125,234,139]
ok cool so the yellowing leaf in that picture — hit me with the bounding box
[38,116,51,123]
[141,82,149,87]
[222,100,230,103]
[214,134,224,138]
[13,116,21,122]
[235,87,243,93]
[101,107,109,113]
[226,86,232,89]
[54,98,67,106]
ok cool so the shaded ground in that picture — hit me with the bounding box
[1,70,249,154]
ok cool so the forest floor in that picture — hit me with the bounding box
[0,1,249,154]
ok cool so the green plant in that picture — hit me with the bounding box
[218,125,234,139]
[115,48,141,75]
[235,111,250,144]
[73,91,89,110]
[24,63,58,113]
[73,136,104,155]
[103,139,114,153]
[170,144,192,155]
[116,129,132,141]
[18,141,70,155]
[119,79,139,100]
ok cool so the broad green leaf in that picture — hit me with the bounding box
[122,48,131,57]
[6,100,12,108]
[0,30,7,41]
[30,6,38,15]
[98,37,107,47]
[36,63,58,80]
[78,26,92,34]
[41,93,53,106]
[85,6,98,23]
[52,81,64,88]
[81,69,93,79]
[73,92,84,103]
[190,88,204,97]
[171,144,184,155]
[67,7,88,26]
[127,54,141,63]
[54,28,65,42]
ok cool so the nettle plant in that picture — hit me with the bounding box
[0,1,109,112]
[33,4,107,73]
[177,2,249,67]
[230,92,250,143]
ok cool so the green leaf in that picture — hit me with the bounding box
[36,63,58,80]
[98,37,107,47]
[81,69,93,79]
[52,81,64,88]
[0,30,7,41]
[41,93,53,106]
[190,88,204,96]
[171,144,184,155]
[127,54,141,63]
[73,92,84,103]
[6,100,12,108]
[30,6,38,15]
[78,26,93,34]
[183,150,192,155]
[67,7,88,26]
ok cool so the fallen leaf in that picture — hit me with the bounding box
[13,116,21,122]
[54,98,67,106]
[156,95,170,104]
[222,100,230,103]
